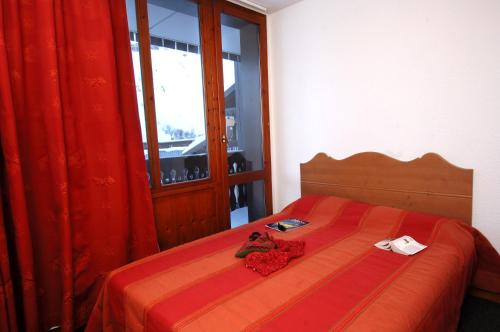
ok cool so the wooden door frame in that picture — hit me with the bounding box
[212,0,273,230]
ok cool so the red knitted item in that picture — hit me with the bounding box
[245,237,305,276]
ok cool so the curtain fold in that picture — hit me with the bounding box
[0,0,159,331]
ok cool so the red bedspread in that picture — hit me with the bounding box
[86,195,491,331]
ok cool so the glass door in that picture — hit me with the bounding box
[214,1,272,228]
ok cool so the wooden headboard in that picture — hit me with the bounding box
[300,152,473,224]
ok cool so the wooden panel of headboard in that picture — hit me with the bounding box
[300,152,473,224]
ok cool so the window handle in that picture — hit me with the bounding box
[221,134,227,144]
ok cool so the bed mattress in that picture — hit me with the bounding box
[86,195,477,331]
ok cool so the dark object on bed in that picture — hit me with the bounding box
[266,219,309,232]
[234,232,275,258]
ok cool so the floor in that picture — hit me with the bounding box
[459,296,500,331]
[230,206,249,228]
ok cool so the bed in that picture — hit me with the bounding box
[86,152,493,332]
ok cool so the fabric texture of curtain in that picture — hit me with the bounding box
[0,0,159,331]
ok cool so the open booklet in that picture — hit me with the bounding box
[374,236,427,255]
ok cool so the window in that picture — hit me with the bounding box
[126,0,209,187]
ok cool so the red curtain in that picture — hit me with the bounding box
[0,0,159,331]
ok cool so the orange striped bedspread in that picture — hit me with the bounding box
[86,195,480,332]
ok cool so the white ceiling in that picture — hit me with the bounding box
[230,0,303,13]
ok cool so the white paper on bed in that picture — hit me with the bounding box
[374,235,427,255]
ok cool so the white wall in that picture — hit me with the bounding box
[268,0,500,250]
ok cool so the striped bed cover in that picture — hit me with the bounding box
[86,195,476,332]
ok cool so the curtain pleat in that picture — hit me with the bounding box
[0,190,19,332]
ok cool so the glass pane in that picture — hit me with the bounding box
[230,180,266,228]
[221,14,264,174]
[126,0,152,186]
[147,0,209,185]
